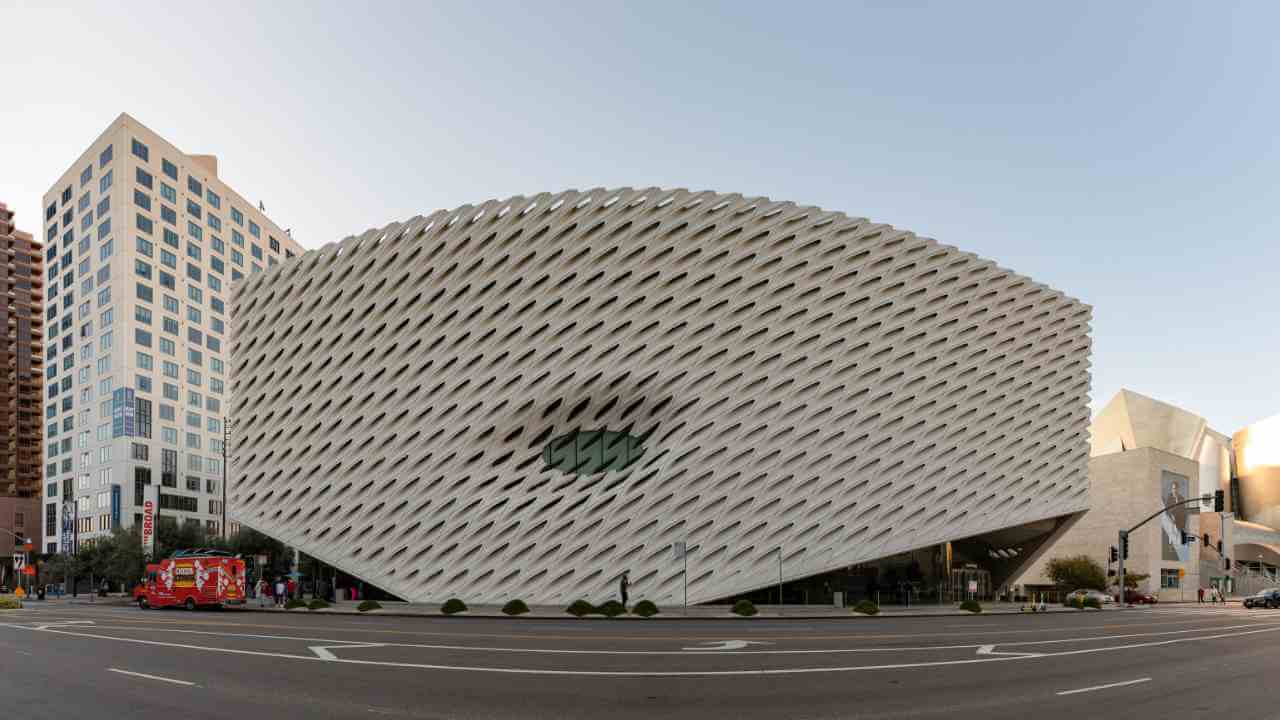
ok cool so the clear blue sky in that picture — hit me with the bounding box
[2,1,1276,431]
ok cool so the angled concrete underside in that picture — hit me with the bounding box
[229,188,1092,604]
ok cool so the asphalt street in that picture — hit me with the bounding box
[2,603,1278,719]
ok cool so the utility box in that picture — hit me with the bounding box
[833,591,844,607]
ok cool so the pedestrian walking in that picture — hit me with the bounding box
[1198,587,1204,603]
[287,577,297,600]
[258,579,270,607]
[619,571,630,608]
[274,578,286,607]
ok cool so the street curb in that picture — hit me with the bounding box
[221,605,1088,621]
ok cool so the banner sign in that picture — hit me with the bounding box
[111,484,121,530]
[141,484,159,558]
[61,498,74,555]
[672,541,686,561]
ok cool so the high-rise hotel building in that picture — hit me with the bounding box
[41,113,303,553]
[0,201,43,553]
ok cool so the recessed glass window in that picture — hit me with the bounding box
[542,430,648,476]
[131,138,149,162]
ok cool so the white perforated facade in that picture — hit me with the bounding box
[230,188,1092,605]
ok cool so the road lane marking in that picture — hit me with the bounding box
[975,644,1042,657]
[28,606,1265,644]
[682,640,771,650]
[48,619,1280,655]
[311,643,388,660]
[108,668,198,686]
[1056,677,1151,695]
[20,622,1280,677]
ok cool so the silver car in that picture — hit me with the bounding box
[1066,589,1115,605]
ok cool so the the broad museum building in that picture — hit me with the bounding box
[229,188,1092,606]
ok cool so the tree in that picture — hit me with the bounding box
[1046,555,1107,591]
[1122,572,1150,590]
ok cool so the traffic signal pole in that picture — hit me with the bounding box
[1117,492,1220,605]
[1117,530,1126,604]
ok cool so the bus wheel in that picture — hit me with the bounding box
[185,598,197,611]
[137,597,148,610]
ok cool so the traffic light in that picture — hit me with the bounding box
[1225,558,1232,570]
[1120,532,1130,559]
[1180,530,1189,545]
[1203,533,1210,547]
[1109,546,1118,563]
[1214,489,1224,512]
[1217,540,1224,554]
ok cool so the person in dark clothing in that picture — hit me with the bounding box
[619,571,630,607]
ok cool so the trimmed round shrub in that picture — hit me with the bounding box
[441,598,468,615]
[959,599,982,613]
[853,599,880,616]
[307,599,330,611]
[597,600,627,618]
[357,599,382,612]
[502,599,530,616]
[632,599,659,618]
[566,599,596,617]
[1083,596,1102,610]
[284,598,308,610]
[0,597,21,610]
[732,599,758,617]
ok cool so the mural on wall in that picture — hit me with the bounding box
[1162,471,1191,562]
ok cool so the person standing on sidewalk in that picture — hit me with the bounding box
[1198,587,1204,603]
[619,571,630,608]
[274,578,286,607]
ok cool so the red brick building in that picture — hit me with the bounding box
[0,202,42,566]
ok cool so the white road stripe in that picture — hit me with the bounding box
[22,622,1280,677]
[48,619,1280,656]
[1057,677,1151,695]
[107,668,198,686]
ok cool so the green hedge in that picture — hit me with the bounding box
[284,598,308,610]
[632,600,659,618]
[597,600,627,618]
[732,599,758,617]
[502,599,530,616]
[959,599,982,613]
[853,599,880,615]
[441,598,468,615]
[0,597,20,610]
[1083,596,1102,610]
[566,599,596,617]
[307,599,330,611]
[357,599,382,612]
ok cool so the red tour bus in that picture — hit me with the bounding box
[135,549,247,610]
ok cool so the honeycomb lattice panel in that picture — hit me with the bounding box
[230,188,1092,604]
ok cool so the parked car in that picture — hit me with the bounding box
[1242,589,1280,609]
[1066,589,1115,605]
[1124,590,1158,604]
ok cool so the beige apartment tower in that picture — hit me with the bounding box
[40,113,303,554]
